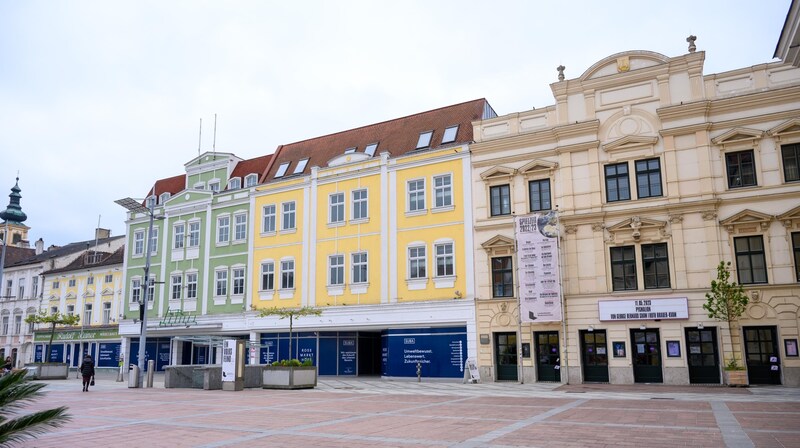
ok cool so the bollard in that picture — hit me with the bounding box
[416,362,421,382]
[146,360,155,388]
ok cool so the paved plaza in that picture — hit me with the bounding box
[14,375,800,448]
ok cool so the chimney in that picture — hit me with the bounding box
[35,238,44,255]
[95,228,111,239]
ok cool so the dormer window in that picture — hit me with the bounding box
[365,142,378,156]
[442,125,458,144]
[194,182,205,190]
[294,159,309,174]
[344,147,357,154]
[208,181,220,192]
[146,196,156,209]
[228,177,241,190]
[159,192,171,204]
[275,162,290,178]
[416,131,433,149]
[245,174,258,187]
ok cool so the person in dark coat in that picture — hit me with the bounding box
[79,354,95,391]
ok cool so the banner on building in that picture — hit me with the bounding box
[515,211,562,323]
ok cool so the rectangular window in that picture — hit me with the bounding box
[281,260,295,289]
[131,279,141,302]
[52,280,59,289]
[352,252,368,284]
[726,150,756,188]
[133,230,144,255]
[188,222,200,247]
[294,158,309,174]
[433,175,452,208]
[4,279,11,298]
[148,228,159,255]
[50,306,58,316]
[261,262,274,291]
[635,158,662,198]
[329,255,345,286]
[234,213,247,241]
[228,178,241,190]
[408,246,427,279]
[441,125,458,144]
[232,268,245,295]
[245,174,258,187]
[18,281,24,299]
[186,273,197,299]
[782,143,800,182]
[146,276,155,302]
[490,184,511,216]
[171,274,182,300]
[364,142,378,156]
[86,276,93,286]
[32,277,38,299]
[435,242,454,277]
[642,243,670,289]
[605,163,630,202]
[611,246,637,291]
[217,216,230,244]
[408,179,426,212]
[262,205,276,233]
[2,317,8,335]
[208,181,220,192]
[528,179,551,212]
[793,232,800,282]
[416,130,433,149]
[104,274,113,284]
[83,304,92,324]
[215,270,228,296]
[491,257,513,297]
[275,162,290,178]
[173,223,185,249]
[14,315,21,334]
[735,235,768,284]
[352,189,368,220]
[102,302,111,325]
[68,279,76,287]
[329,192,345,223]
[282,202,296,230]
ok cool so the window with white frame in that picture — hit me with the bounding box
[104,274,113,283]
[262,204,276,233]
[232,268,245,295]
[433,174,452,208]
[441,125,458,144]
[215,269,228,296]
[133,230,145,256]
[275,162,290,178]
[102,302,111,324]
[173,223,185,249]
[217,215,230,244]
[32,277,38,299]
[329,255,344,286]
[188,221,200,247]
[18,279,25,298]
[86,276,93,286]
[83,304,92,324]
[408,245,427,279]
[171,274,182,300]
[146,196,156,209]
[228,177,241,190]
[281,260,295,289]
[131,278,141,303]
[245,174,258,187]
[148,228,159,255]
[208,180,220,192]
[2,316,8,335]
[68,279,76,287]
[146,276,155,302]
[159,192,171,204]
[352,189,368,220]
[408,179,425,212]
[4,279,11,297]
[261,262,275,291]
[13,315,21,334]
[66,304,75,316]
[352,252,368,284]
[234,213,247,241]
[329,193,345,224]
[282,202,296,230]
[435,242,454,277]
[186,273,198,299]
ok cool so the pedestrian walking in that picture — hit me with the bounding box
[79,354,95,392]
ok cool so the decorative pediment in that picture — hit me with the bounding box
[47,295,58,302]
[82,289,94,298]
[606,216,667,242]
[481,235,515,255]
[328,152,371,167]
[711,127,764,147]
[519,160,558,176]
[101,288,115,296]
[768,118,800,141]
[719,209,773,233]
[602,135,658,153]
[777,205,800,229]
[64,292,76,300]
[480,166,516,181]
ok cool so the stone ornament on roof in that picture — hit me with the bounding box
[557,65,565,81]
[687,35,697,53]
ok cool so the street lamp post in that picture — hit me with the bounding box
[115,197,158,388]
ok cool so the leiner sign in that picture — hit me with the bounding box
[34,328,119,342]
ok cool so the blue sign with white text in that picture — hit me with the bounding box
[382,327,467,378]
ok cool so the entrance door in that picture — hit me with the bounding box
[744,326,781,385]
[534,331,560,382]
[630,329,662,383]
[494,332,518,381]
[580,330,609,382]
[686,327,720,384]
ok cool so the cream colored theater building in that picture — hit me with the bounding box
[470,43,800,386]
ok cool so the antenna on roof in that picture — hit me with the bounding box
[198,118,203,157]
[93,214,101,251]
[213,113,217,155]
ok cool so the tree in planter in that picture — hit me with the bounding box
[24,311,80,362]
[258,307,321,364]
[0,370,70,445]
[703,261,749,371]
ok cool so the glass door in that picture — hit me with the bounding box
[494,332,518,381]
[630,329,662,383]
[744,326,781,385]
[534,331,560,382]
[685,327,720,384]
[580,330,608,382]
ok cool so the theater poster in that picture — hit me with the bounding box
[515,211,562,322]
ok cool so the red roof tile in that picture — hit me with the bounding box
[147,174,186,199]
[227,154,272,189]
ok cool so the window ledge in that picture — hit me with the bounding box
[258,290,275,301]
[349,283,369,294]
[232,239,246,245]
[213,297,227,306]
[405,209,428,218]
[183,300,197,312]
[326,285,345,296]
[279,229,297,235]
[278,288,295,299]
[132,253,144,259]
[231,295,244,304]
[260,231,277,237]
[350,217,369,225]
[432,205,454,214]
[215,241,230,247]
[327,221,345,228]
[406,278,428,290]
[433,276,456,288]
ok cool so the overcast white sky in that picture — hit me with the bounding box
[0,0,791,246]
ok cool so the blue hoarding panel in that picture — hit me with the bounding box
[34,344,43,362]
[297,337,316,365]
[383,327,467,378]
[157,342,171,370]
[338,337,356,375]
[260,337,277,364]
[318,337,337,375]
[130,339,170,371]
[97,343,121,367]
[48,344,64,362]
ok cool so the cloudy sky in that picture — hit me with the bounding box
[0,0,791,246]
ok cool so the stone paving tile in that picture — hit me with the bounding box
[21,423,245,448]
[554,407,718,427]
[171,408,358,430]
[576,398,713,411]
[460,396,575,407]
[747,431,800,448]
[394,403,549,420]
[223,434,450,448]
[311,414,507,442]
[556,383,752,394]
[727,401,800,412]
[734,412,800,430]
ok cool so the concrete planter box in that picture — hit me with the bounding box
[262,366,317,389]
[25,363,69,380]
[165,364,267,389]
[724,369,749,387]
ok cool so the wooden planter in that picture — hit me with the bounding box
[724,369,749,387]
[262,366,317,390]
